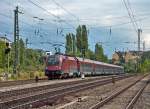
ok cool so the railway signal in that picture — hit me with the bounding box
[4,42,11,80]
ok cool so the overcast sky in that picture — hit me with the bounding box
[0,0,150,58]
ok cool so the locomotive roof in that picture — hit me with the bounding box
[58,54,123,69]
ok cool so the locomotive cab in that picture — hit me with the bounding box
[45,54,62,79]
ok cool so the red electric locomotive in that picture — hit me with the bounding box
[45,54,124,79]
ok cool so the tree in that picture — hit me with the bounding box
[76,25,82,53]
[95,43,103,60]
[65,25,108,63]
[65,33,72,55]
[86,49,95,60]
[76,25,88,57]
[72,33,76,56]
[0,41,6,69]
[95,43,108,62]
[19,39,25,67]
[124,60,137,73]
[81,25,88,52]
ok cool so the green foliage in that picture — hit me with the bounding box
[139,59,150,73]
[95,43,108,62]
[19,39,25,66]
[124,61,137,73]
[72,34,76,55]
[138,51,150,73]
[86,49,95,60]
[0,41,6,71]
[141,51,150,63]
[0,39,45,79]
[76,25,82,53]
[65,25,108,63]
[81,25,88,51]
[65,33,73,55]
[76,25,88,54]
[123,51,150,73]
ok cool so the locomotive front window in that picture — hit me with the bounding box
[47,55,59,65]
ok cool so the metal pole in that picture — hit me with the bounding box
[138,29,141,51]
[13,6,19,76]
[7,52,9,74]
[137,29,142,72]
[143,41,145,51]
[4,37,8,80]
[81,48,85,79]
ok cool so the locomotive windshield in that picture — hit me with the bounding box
[47,55,59,66]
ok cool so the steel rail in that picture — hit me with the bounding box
[0,77,47,88]
[125,79,149,109]
[89,75,148,109]
[0,75,129,109]
[0,75,127,100]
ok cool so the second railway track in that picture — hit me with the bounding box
[89,74,149,109]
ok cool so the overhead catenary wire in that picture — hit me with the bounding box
[0,11,149,35]
[126,0,139,28]
[0,12,58,37]
[1,12,149,39]
[1,0,150,42]
[126,0,142,30]
[51,0,79,21]
[1,0,150,31]
[122,0,139,33]
[90,16,148,29]
[27,0,76,29]
[2,0,150,22]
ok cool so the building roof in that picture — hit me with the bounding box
[0,36,11,43]
[114,51,126,58]
[115,50,144,57]
[128,50,143,56]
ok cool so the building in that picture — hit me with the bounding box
[112,51,125,65]
[0,36,12,43]
[112,51,143,65]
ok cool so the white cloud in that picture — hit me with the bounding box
[47,9,65,16]
[1,0,150,56]
[101,15,114,25]
[142,33,150,49]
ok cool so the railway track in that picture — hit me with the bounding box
[0,78,48,88]
[125,78,149,109]
[0,75,123,100]
[0,75,130,109]
[89,74,149,109]
[0,75,127,88]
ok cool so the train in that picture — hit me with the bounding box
[45,54,124,79]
